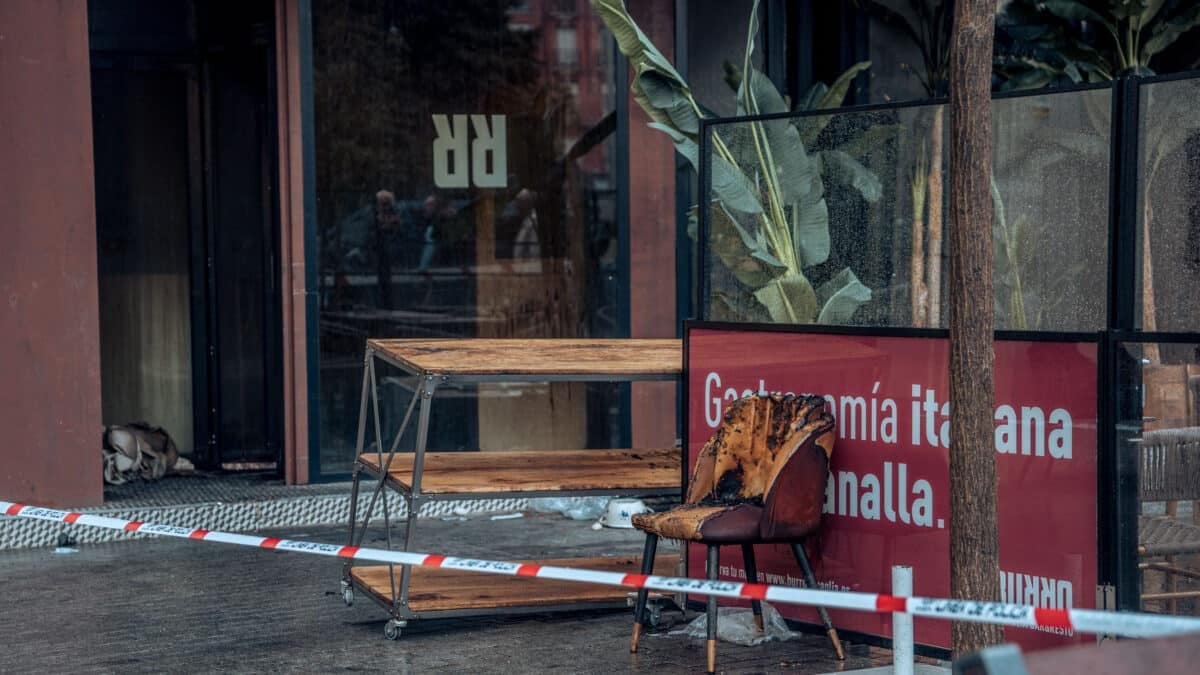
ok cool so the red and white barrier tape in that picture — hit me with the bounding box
[5,500,1199,639]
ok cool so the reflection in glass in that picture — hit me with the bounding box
[699,88,1111,331]
[312,1,621,473]
[1117,341,1200,616]
[992,90,1109,331]
[1137,79,1200,335]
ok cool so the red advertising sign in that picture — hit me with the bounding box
[686,325,1098,651]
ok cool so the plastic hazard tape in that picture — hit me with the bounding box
[5,500,1200,639]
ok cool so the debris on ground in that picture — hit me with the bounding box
[102,422,192,485]
[529,496,610,521]
[669,602,796,646]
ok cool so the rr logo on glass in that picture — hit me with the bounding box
[432,114,507,188]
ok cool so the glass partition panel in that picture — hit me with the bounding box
[312,1,624,474]
[992,89,1110,331]
[1115,340,1200,616]
[699,86,1111,330]
[1137,78,1200,334]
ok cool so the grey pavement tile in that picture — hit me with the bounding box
[0,513,888,674]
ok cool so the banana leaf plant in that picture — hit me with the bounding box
[995,0,1200,88]
[590,0,876,324]
[993,0,1200,345]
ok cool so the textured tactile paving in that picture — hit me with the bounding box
[1,472,536,549]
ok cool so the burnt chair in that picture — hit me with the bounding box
[629,393,844,672]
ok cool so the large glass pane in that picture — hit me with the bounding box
[1116,341,1200,617]
[992,89,1110,331]
[312,1,622,473]
[698,86,1111,330]
[1137,78,1200,334]
[686,0,761,118]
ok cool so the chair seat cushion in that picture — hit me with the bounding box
[632,503,763,543]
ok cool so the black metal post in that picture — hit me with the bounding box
[1103,76,1144,611]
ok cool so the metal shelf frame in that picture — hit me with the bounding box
[339,339,683,635]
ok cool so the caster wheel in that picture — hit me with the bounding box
[384,619,403,640]
[647,605,663,628]
[342,587,355,606]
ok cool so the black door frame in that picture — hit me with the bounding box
[88,0,284,472]
[196,10,284,471]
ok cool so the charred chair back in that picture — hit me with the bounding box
[628,393,844,672]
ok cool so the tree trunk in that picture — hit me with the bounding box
[926,107,944,326]
[947,0,1002,657]
[910,143,928,328]
[1142,190,1161,362]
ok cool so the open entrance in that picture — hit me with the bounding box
[89,0,281,473]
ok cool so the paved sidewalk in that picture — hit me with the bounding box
[0,511,894,673]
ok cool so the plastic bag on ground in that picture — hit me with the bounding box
[668,602,796,646]
[528,496,610,520]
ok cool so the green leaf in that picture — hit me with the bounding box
[736,67,790,117]
[753,273,820,323]
[790,192,829,269]
[816,60,871,110]
[648,122,764,214]
[820,150,883,202]
[592,0,699,134]
[722,64,819,205]
[799,61,871,146]
[794,82,828,112]
[815,268,872,325]
[1141,6,1200,61]
[710,289,772,323]
[630,77,673,128]
[1063,61,1083,82]
[590,0,686,83]
[998,68,1056,91]
[1135,0,1167,30]
[836,122,902,160]
[636,67,701,134]
[705,200,787,287]
[763,112,819,205]
[722,60,742,94]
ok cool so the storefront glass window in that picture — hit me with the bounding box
[697,87,1111,331]
[312,1,621,474]
[1116,340,1200,617]
[1137,78,1200,334]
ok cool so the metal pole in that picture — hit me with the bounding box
[893,565,914,675]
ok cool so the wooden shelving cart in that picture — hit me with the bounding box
[340,338,683,639]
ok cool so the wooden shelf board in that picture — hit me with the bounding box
[365,338,681,377]
[351,553,680,613]
[357,448,680,495]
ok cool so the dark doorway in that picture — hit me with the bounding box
[89,0,282,471]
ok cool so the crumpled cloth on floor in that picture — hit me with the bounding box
[669,602,797,646]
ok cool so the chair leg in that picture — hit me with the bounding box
[707,544,720,673]
[741,544,763,633]
[791,541,845,661]
[630,533,658,653]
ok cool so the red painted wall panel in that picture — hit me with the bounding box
[0,0,103,506]
[628,0,679,450]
